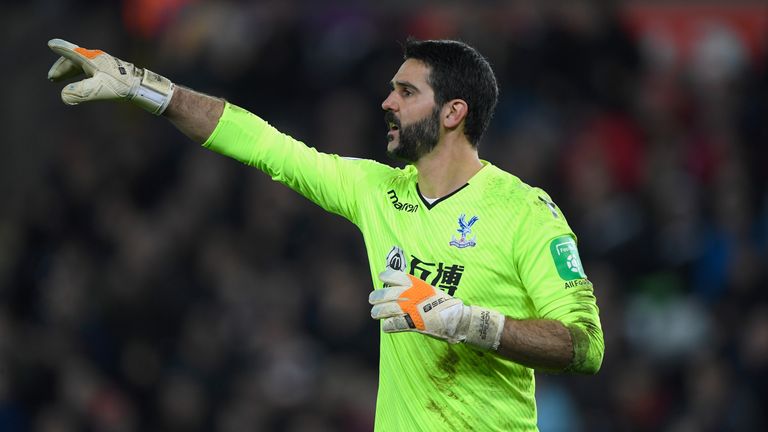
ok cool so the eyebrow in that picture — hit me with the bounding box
[389,80,420,93]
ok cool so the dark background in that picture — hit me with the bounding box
[1,1,767,431]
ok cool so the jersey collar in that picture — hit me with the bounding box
[415,160,494,210]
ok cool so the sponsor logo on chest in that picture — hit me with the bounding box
[387,190,419,213]
[384,246,466,296]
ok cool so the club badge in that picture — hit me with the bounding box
[449,214,478,249]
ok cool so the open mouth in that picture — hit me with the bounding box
[385,112,400,133]
[386,121,399,143]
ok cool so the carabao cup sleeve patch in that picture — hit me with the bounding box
[549,236,587,281]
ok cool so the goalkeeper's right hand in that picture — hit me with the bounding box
[47,39,174,115]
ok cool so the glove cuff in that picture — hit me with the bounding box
[464,306,505,351]
[130,69,175,115]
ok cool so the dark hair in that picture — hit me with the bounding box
[403,38,499,146]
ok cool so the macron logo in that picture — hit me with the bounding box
[388,190,419,213]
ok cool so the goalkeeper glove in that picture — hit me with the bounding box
[47,38,174,115]
[369,269,505,350]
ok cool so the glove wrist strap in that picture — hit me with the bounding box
[131,69,175,115]
[464,306,505,351]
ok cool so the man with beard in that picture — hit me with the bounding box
[48,37,604,431]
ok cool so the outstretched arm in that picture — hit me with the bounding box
[163,86,224,144]
[47,38,367,222]
[47,38,224,144]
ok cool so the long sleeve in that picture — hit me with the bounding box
[512,189,605,374]
[203,102,389,224]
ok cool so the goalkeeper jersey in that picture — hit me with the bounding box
[204,103,604,431]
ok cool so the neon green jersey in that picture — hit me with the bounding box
[204,103,604,431]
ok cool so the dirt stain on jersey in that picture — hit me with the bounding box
[428,347,462,401]
[438,347,460,376]
[467,349,496,377]
[426,399,454,428]
[426,399,474,431]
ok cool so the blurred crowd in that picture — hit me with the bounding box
[1,1,767,431]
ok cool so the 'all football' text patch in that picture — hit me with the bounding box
[549,236,586,281]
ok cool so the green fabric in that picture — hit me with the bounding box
[204,103,604,431]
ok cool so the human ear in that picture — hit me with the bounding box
[443,99,468,129]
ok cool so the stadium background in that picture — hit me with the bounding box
[1,1,767,431]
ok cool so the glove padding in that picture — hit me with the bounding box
[47,38,174,115]
[370,269,505,350]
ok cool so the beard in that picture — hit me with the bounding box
[386,107,441,163]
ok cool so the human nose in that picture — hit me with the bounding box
[381,92,398,111]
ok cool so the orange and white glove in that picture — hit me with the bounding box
[47,39,174,115]
[369,269,505,350]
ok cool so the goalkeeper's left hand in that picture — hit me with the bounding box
[369,269,505,351]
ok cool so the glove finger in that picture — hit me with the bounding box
[382,316,415,333]
[48,56,84,82]
[368,286,407,305]
[370,302,405,320]
[48,38,104,76]
[378,268,412,287]
[60,75,120,105]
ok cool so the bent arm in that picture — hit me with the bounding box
[496,316,603,374]
[494,271,604,374]
[496,318,573,371]
[506,190,605,374]
[163,86,225,144]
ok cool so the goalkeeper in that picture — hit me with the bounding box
[47,37,604,431]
